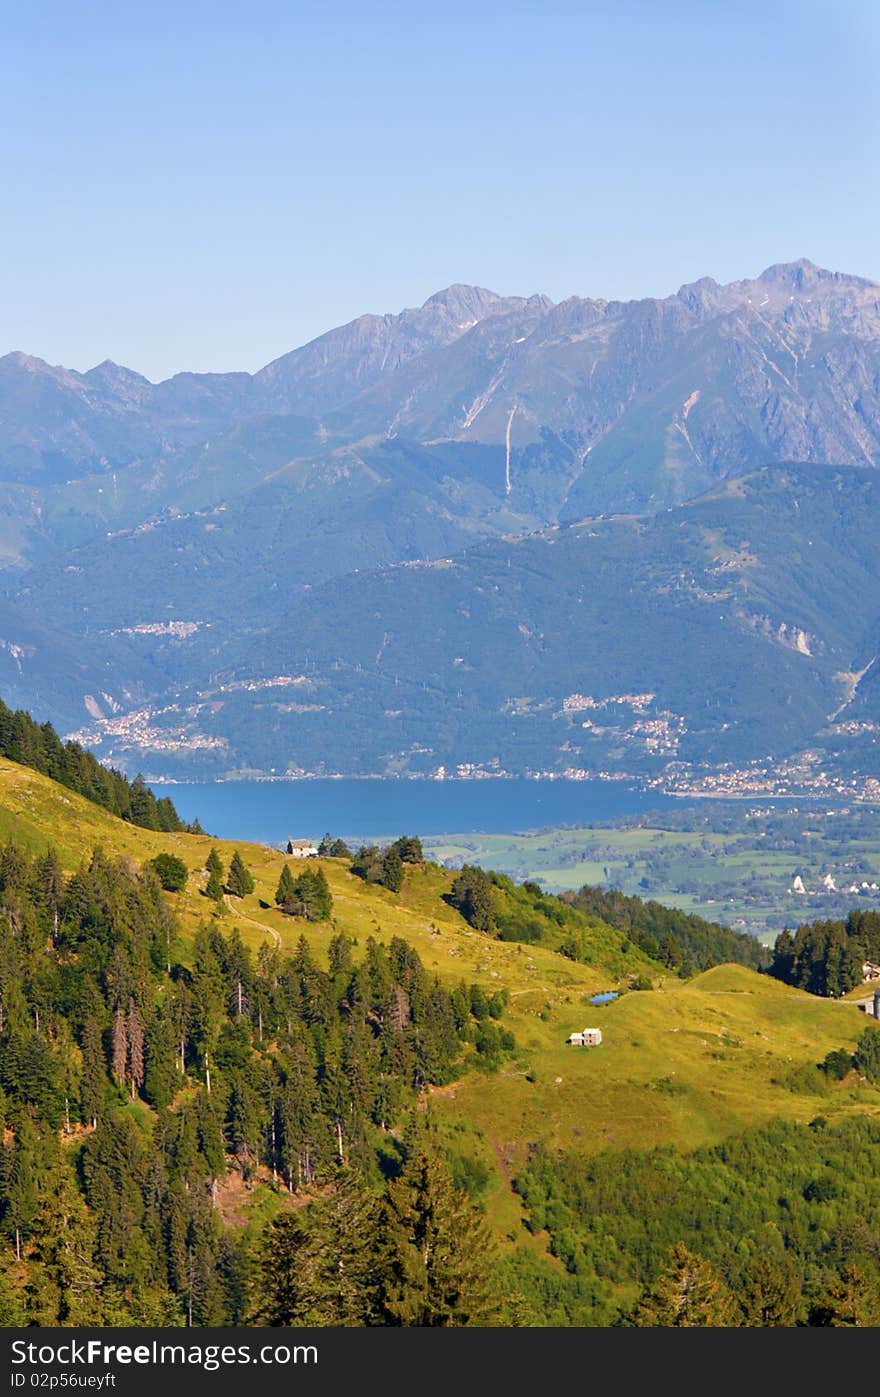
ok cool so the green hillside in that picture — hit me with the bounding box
[1,752,875,1277]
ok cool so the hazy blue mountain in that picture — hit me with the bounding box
[51,464,880,781]
[3,262,880,782]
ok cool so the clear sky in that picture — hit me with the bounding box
[2,0,877,381]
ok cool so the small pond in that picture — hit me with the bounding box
[589,991,619,1005]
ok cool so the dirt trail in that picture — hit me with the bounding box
[224,894,281,948]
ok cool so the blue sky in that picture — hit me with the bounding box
[1,0,877,380]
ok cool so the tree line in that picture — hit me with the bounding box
[569,884,768,975]
[0,698,198,834]
[770,910,880,996]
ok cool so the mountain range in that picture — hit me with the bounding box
[2,258,880,783]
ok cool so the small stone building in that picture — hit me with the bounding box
[568,1027,602,1047]
[286,838,319,858]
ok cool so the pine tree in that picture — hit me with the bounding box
[254,1170,384,1325]
[24,1163,104,1325]
[393,835,424,863]
[380,1135,502,1325]
[809,1264,880,1326]
[226,851,255,899]
[144,1008,178,1111]
[254,1210,311,1324]
[111,1008,128,1087]
[287,867,333,921]
[205,868,225,904]
[631,1243,736,1327]
[35,848,64,941]
[449,867,496,933]
[739,1251,801,1326]
[0,1253,24,1325]
[127,999,145,1100]
[854,1026,880,1082]
[381,847,404,893]
[204,849,225,904]
[80,1018,106,1128]
[275,863,296,908]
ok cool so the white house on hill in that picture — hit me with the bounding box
[286,838,319,858]
[568,1027,602,1047]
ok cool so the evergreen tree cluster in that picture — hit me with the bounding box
[255,1130,504,1327]
[448,866,496,933]
[275,863,332,921]
[569,884,768,975]
[770,910,880,996]
[0,837,511,1324]
[0,697,198,834]
[350,836,423,894]
[511,1116,880,1325]
[317,833,353,858]
[821,1025,880,1083]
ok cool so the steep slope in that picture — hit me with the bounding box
[253,284,552,416]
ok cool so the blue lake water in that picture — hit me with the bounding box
[589,992,619,1005]
[152,777,678,847]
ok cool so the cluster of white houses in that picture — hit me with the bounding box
[568,1027,603,1047]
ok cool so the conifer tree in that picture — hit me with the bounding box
[128,999,145,1100]
[381,847,404,893]
[255,1170,385,1325]
[144,1009,178,1111]
[275,862,296,907]
[111,1008,128,1087]
[631,1242,736,1327]
[80,1018,106,1128]
[809,1264,880,1327]
[204,849,225,905]
[35,848,64,941]
[380,1134,502,1326]
[254,1210,311,1324]
[0,1253,24,1325]
[287,867,333,921]
[24,1163,104,1325]
[739,1251,801,1327]
[226,851,255,899]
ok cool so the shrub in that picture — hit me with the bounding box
[148,852,188,892]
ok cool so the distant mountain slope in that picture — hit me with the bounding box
[3,262,880,780]
[59,462,880,780]
[2,260,879,549]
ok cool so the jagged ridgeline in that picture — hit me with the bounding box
[0,697,198,833]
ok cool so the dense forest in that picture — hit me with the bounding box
[510,1111,880,1325]
[569,885,768,974]
[770,911,880,996]
[0,699,197,834]
[0,838,514,1325]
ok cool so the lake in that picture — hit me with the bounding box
[152,777,678,847]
